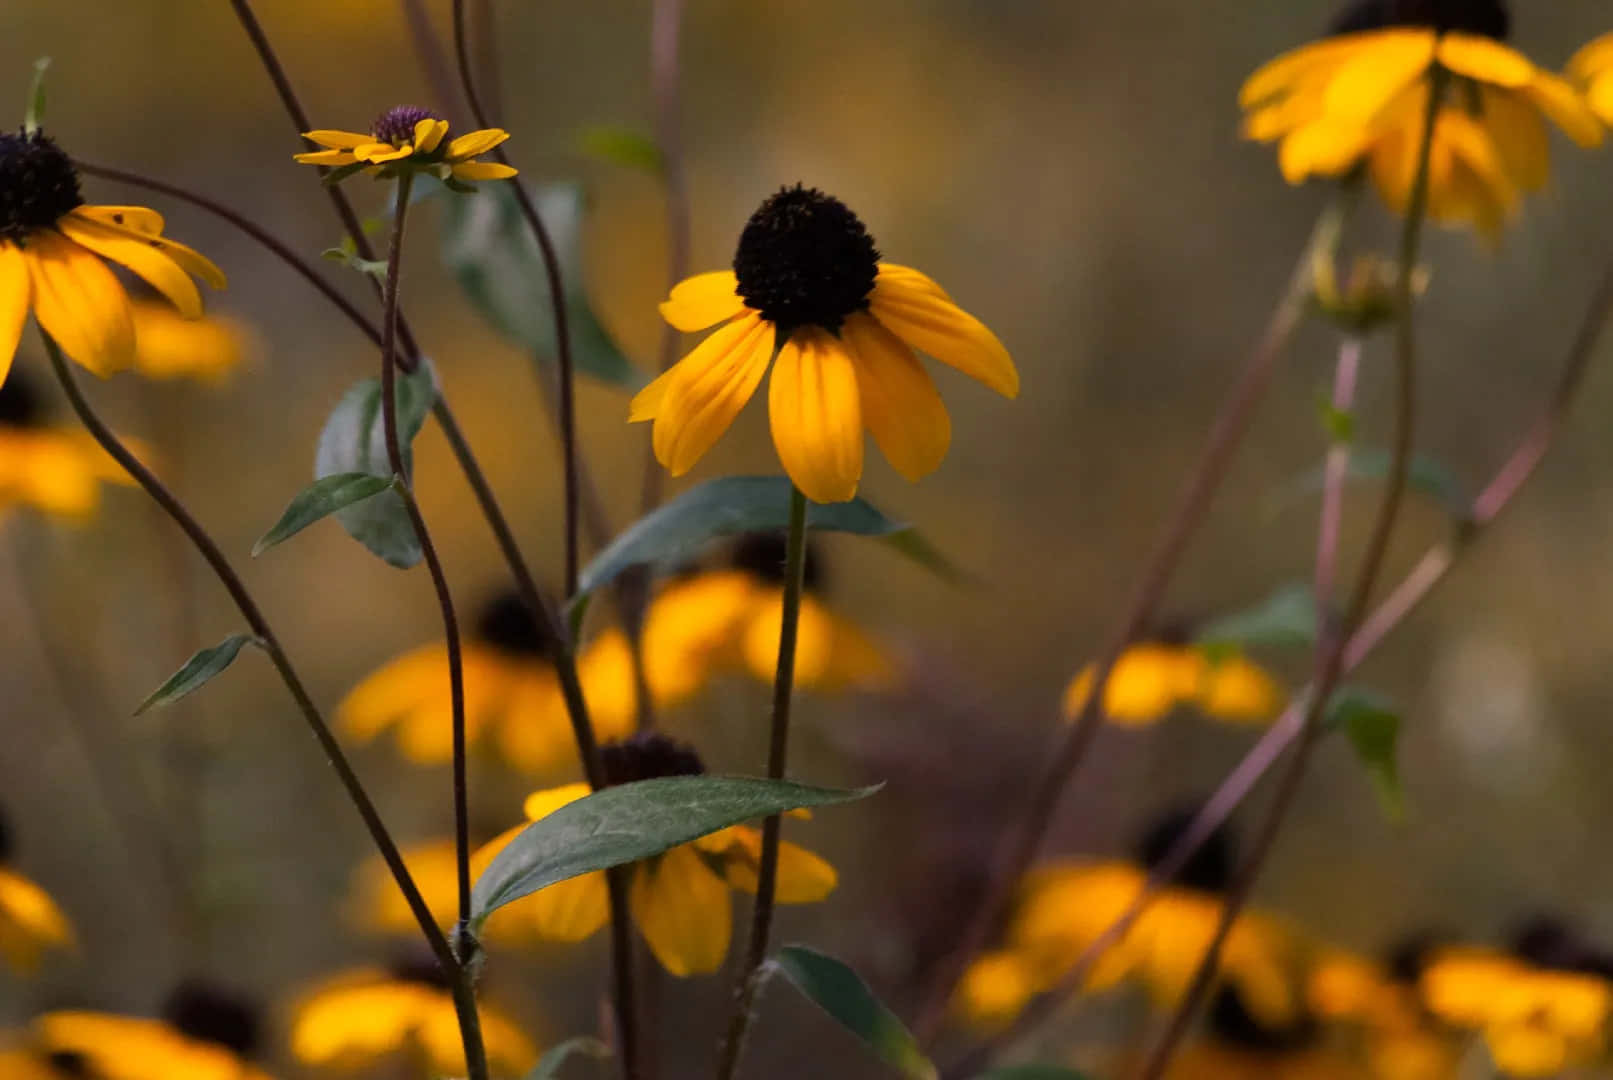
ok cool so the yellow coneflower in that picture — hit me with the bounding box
[289,959,536,1078]
[293,106,517,186]
[1062,642,1284,727]
[631,184,1017,504]
[472,734,836,977]
[1307,944,1459,1080]
[35,982,274,1080]
[957,811,1299,1031]
[1241,0,1604,238]
[1569,33,1613,125]
[0,810,73,975]
[128,300,248,383]
[338,591,639,773]
[0,370,131,522]
[0,130,225,385]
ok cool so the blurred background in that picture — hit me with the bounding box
[3,0,1613,1075]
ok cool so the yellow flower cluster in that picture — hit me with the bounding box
[1062,643,1284,727]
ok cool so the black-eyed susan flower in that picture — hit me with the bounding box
[1108,987,1364,1080]
[0,370,131,523]
[339,590,638,773]
[1569,33,1613,126]
[34,982,275,1080]
[1241,0,1604,238]
[631,184,1017,504]
[0,129,225,383]
[292,106,518,187]
[1062,639,1284,728]
[471,734,836,977]
[289,956,536,1078]
[956,810,1300,1031]
[0,1046,77,1080]
[1421,918,1613,1077]
[642,533,893,700]
[0,809,73,975]
[127,300,248,383]
[1306,940,1459,1080]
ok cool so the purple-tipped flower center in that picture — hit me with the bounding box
[371,105,442,147]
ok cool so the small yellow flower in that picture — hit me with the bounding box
[293,105,518,187]
[0,130,225,386]
[471,735,837,977]
[128,300,249,383]
[0,812,73,974]
[1569,33,1613,125]
[289,962,536,1078]
[1062,643,1283,727]
[0,370,133,522]
[1307,947,1459,1080]
[34,983,274,1080]
[1241,2,1603,237]
[632,184,1017,504]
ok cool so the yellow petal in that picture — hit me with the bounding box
[1590,78,1613,127]
[0,242,31,387]
[578,628,640,740]
[843,312,950,483]
[1480,86,1550,193]
[741,591,838,688]
[873,262,954,301]
[640,570,761,704]
[1520,72,1605,149]
[1568,34,1613,83]
[58,215,202,318]
[25,230,135,376]
[768,327,863,504]
[658,270,747,333]
[870,268,1017,398]
[957,951,1038,1029]
[289,976,431,1066]
[653,311,774,476]
[1322,31,1435,124]
[451,161,519,181]
[338,643,451,743]
[1277,117,1375,182]
[303,129,375,149]
[0,869,73,972]
[294,149,358,166]
[629,364,676,422]
[414,117,449,154]
[72,205,165,236]
[523,782,594,821]
[521,870,612,941]
[630,845,732,976]
[70,208,227,290]
[356,143,414,164]
[349,838,459,936]
[1197,654,1283,724]
[1239,32,1383,109]
[493,667,573,774]
[7,432,103,520]
[716,826,838,903]
[1436,35,1536,89]
[418,997,537,1077]
[446,128,511,160]
[129,301,248,383]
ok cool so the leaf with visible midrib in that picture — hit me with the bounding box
[135,634,258,715]
[774,946,937,1080]
[471,776,878,926]
[253,473,393,556]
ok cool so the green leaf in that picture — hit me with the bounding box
[579,126,664,175]
[1325,686,1404,820]
[525,1036,611,1079]
[24,57,50,135]
[321,246,388,281]
[774,946,936,1080]
[135,634,258,715]
[972,1069,1095,1080]
[312,362,437,569]
[253,473,394,557]
[1195,583,1318,652]
[472,777,877,926]
[1268,448,1468,520]
[573,475,959,605]
[441,180,645,390]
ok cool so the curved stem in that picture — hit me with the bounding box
[716,486,809,1080]
[38,331,458,980]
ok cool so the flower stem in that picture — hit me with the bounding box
[716,485,809,1080]
[912,189,1355,1043]
[37,329,459,980]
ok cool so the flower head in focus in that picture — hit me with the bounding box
[289,955,536,1077]
[0,807,73,974]
[1569,33,1613,126]
[632,184,1017,503]
[469,733,837,976]
[0,370,132,522]
[1240,0,1604,238]
[293,106,517,188]
[33,982,275,1080]
[1062,636,1284,728]
[0,129,225,383]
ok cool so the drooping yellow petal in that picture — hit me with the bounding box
[873,263,954,301]
[349,838,460,937]
[1196,654,1283,724]
[1589,79,1613,127]
[713,826,838,903]
[658,271,747,333]
[1519,72,1605,149]
[289,975,432,1066]
[523,782,593,821]
[521,869,612,942]
[630,845,732,976]
[413,117,449,154]
[446,128,511,160]
[629,365,676,422]
[957,951,1039,1029]
[24,230,135,376]
[451,161,519,181]
[355,142,415,164]
[494,666,574,775]
[303,129,375,150]
[1480,86,1550,193]
[740,590,838,689]
[578,628,641,740]
[129,302,248,383]
[843,312,951,483]
[869,269,1017,399]
[58,215,202,319]
[640,570,761,704]
[0,869,73,972]
[293,149,359,166]
[1322,31,1435,124]
[768,327,863,504]
[1436,34,1536,89]
[5,432,103,520]
[73,206,164,235]
[1569,34,1613,83]
[1239,32,1384,109]
[652,311,774,476]
[0,242,30,385]
[1278,117,1376,182]
[417,995,538,1078]
[69,209,227,290]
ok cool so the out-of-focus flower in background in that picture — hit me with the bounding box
[1569,32,1613,125]
[127,299,249,384]
[1307,943,1459,1079]
[0,806,72,974]
[0,370,131,522]
[633,184,1017,504]
[31,982,274,1080]
[293,106,517,187]
[1062,642,1284,727]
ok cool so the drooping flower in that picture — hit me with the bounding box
[1240,0,1604,238]
[0,370,132,522]
[0,808,73,974]
[289,957,536,1078]
[471,734,837,976]
[0,129,225,385]
[632,184,1017,503]
[292,106,517,187]
[1062,640,1284,727]
[34,982,275,1080]
[1569,33,1613,126]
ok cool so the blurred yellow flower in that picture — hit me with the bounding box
[1,131,225,385]
[0,371,133,522]
[468,735,836,977]
[128,300,248,383]
[1307,947,1459,1080]
[0,812,73,974]
[631,184,1017,504]
[289,962,536,1078]
[0,1047,71,1080]
[1240,2,1603,237]
[1569,33,1613,125]
[34,983,272,1080]
[293,106,518,186]
[1062,643,1283,727]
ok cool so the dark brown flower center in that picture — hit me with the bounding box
[1136,806,1234,895]
[475,591,552,660]
[728,532,824,592]
[0,130,82,242]
[1330,0,1509,39]
[371,105,442,147]
[733,185,880,337]
[0,370,45,428]
[160,981,259,1056]
[600,733,705,787]
[390,949,454,990]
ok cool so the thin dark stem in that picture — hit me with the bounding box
[449,0,582,597]
[39,331,458,980]
[912,193,1353,1042]
[716,486,809,1080]
[399,0,467,117]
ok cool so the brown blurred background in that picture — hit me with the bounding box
[3,1,1613,1075]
